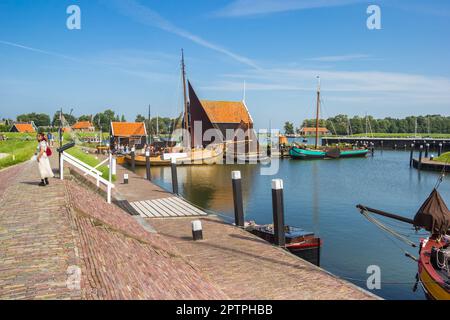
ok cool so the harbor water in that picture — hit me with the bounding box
[135,147,450,300]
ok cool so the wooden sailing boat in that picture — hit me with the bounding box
[289,77,369,160]
[125,50,223,167]
[357,187,450,300]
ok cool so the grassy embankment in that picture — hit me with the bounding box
[63,133,116,182]
[433,152,450,163]
[0,133,37,170]
[348,133,450,139]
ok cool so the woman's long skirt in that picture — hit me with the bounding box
[37,155,54,179]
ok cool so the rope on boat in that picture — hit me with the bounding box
[361,209,417,248]
[434,159,449,190]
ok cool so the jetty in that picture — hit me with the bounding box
[0,156,379,300]
[323,137,450,151]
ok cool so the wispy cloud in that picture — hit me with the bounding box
[106,0,260,69]
[306,54,372,62]
[200,67,450,106]
[214,0,366,17]
[0,40,80,62]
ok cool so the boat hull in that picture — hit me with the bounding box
[418,238,450,300]
[246,224,322,266]
[289,146,368,160]
[124,149,223,167]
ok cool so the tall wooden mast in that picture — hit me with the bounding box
[315,76,321,149]
[181,49,189,146]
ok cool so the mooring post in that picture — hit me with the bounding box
[131,147,136,172]
[418,145,423,170]
[370,143,375,156]
[123,173,129,184]
[231,171,245,227]
[171,157,179,195]
[145,150,151,181]
[425,144,430,158]
[192,220,203,241]
[316,237,321,267]
[271,179,285,247]
[409,144,414,167]
[438,143,442,157]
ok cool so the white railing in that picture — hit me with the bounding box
[60,151,115,204]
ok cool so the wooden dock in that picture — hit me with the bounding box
[412,157,449,172]
[113,164,207,218]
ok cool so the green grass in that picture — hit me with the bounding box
[66,147,116,182]
[433,152,450,163]
[0,136,37,169]
[348,133,450,139]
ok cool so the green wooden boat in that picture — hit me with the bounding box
[289,146,368,160]
[290,76,369,160]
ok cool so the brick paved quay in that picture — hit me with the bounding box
[0,160,226,300]
[151,216,379,300]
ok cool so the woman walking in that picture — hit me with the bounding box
[36,133,54,186]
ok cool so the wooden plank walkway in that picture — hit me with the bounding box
[113,164,207,218]
[130,197,207,218]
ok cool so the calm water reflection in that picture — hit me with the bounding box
[136,150,450,300]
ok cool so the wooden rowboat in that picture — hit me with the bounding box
[246,222,322,266]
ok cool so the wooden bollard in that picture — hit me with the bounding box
[418,145,423,170]
[191,220,203,241]
[438,143,442,157]
[123,173,129,184]
[380,140,384,150]
[231,171,244,227]
[145,150,151,181]
[171,158,178,195]
[131,149,136,172]
[409,144,414,167]
[271,179,285,247]
[425,144,430,158]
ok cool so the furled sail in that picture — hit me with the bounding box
[413,189,450,235]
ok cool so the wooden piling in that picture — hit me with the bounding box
[425,144,430,158]
[271,179,285,247]
[438,143,443,157]
[418,145,423,170]
[131,149,136,172]
[231,171,244,227]
[409,144,414,167]
[171,158,179,195]
[145,150,151,181]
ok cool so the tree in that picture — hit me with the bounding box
[93,109,116,132]
[17,113,51,127]
[77,115,92,122]
[120,115,126,122]
[283,122,294,135]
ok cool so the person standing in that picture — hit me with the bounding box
[36,133,54,186]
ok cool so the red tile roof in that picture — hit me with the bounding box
[13,123,35,133]
[200,100,252,124]
[111,122,146,137]
[72,121,94,129]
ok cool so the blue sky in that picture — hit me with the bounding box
[0,0,449,129]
